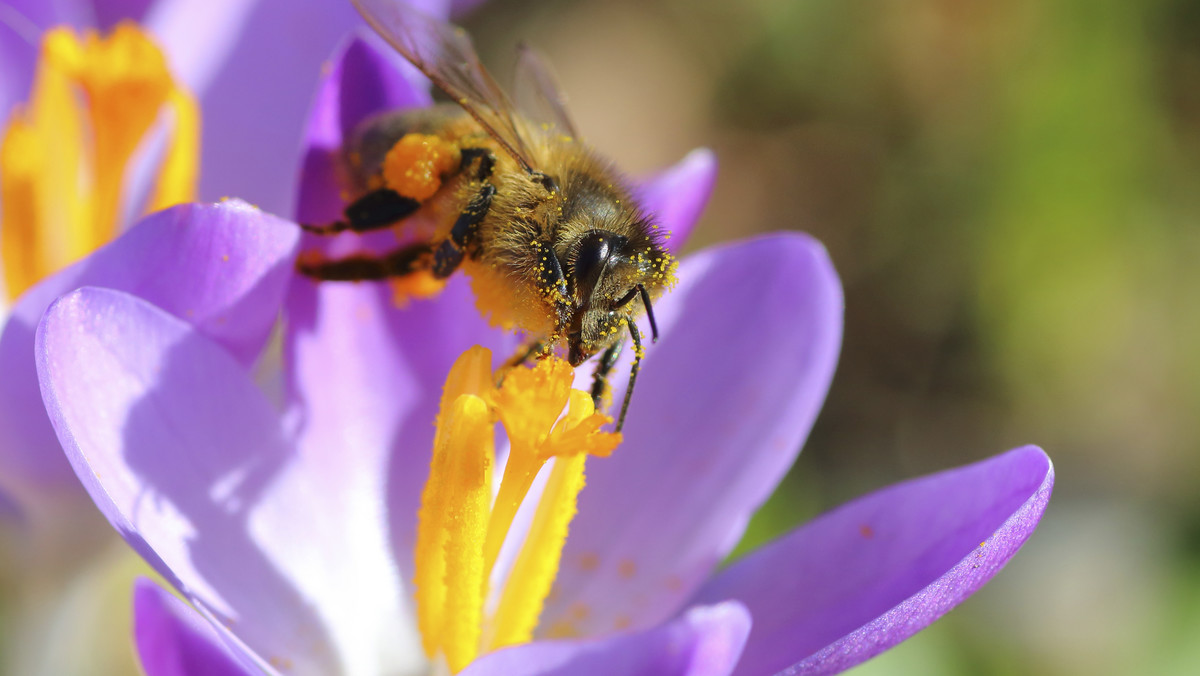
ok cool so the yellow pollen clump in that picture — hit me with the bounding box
[1,22,198,301]
[412,346,622,672]
[382,133,461,201]
[388,269,447,307]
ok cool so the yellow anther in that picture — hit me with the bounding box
[414,347,496,670]
[1,22,198,301]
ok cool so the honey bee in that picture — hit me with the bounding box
[298,0,677,431]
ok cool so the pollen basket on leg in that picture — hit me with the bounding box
[413,347,623,672]
[382,133,462,201]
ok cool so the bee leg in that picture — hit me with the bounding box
[297,241,433,281]
[300,188,422,235]
[589,340,624,411]
[459,147,496,181]
[432,183,495,278]
[614,321,644,433]
[533,240,572,328]
[495,339,548,387]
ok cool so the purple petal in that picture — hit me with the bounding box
[691,445,1054,676]
[197,0,452,216]
[37,287,342,675]
[0,201,296,489]
[283,276,517,595]
[133,578,260,676]
[463,602,751,676]
[142,0,259,93]
[545,233,843,637]
[0,0,68,125]
[633,148,717,255]
[92,0,156,30]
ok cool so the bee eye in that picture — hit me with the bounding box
[572,231,620,299]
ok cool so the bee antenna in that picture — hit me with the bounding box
[616,319,643,433]
[637,284,659,344]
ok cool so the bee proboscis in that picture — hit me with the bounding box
[298,0,678,432]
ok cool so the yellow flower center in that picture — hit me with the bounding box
[1,22,199,301]
[414,346,622,672]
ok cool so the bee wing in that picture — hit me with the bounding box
[351,0,538,172]
[513,42,580,140]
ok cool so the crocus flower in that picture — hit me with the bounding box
[0,19,200,536]
[1,0,490,217]
[0,16,292,675]
[35,29,1053,676]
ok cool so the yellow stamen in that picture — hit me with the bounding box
[487,390,604,650]
[413,348,622,672]
[1,22,199,300]
[483,358,573,575]
[436,395,492,672]
[147,87,200,211]
[415,347,495,661]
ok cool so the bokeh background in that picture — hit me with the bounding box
[459,0,1200,673]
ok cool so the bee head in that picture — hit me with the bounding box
[564,229,666,366]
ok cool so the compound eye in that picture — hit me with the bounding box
[572,231,616,299]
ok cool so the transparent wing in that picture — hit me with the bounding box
[351,0,538,172]
[513,42,580,139]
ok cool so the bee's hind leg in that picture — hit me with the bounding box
[297,241,433,281]
[300,188,422,235]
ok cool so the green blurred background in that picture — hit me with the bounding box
[463,0,1200,673]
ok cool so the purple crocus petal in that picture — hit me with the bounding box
[142,0,258,94]
[133,578,260,676]
[0,0,65,124]
[545,232,843,637]
[0,201,296,488]
[198,0,451,215]
[463,602,752,676]
[691,445,1054,676]
[92,0,156,30]
[633,147,717,255]
[37,287,344,675]
[283,276,517,591]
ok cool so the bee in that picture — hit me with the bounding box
[297,0,677,432]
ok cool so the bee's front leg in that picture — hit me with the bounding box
[532,240,572,332]
[589,340,623,411]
